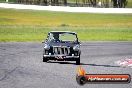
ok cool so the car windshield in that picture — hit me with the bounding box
[48,32,77,42]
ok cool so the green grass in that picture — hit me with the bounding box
[0,8,132,42]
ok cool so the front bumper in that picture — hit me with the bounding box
[43,55,79,61]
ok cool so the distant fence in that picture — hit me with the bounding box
[4,0,128,8]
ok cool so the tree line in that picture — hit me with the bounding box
[16,0,127,7]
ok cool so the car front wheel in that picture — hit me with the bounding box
[43,56,48,62]
[76,57,80,65]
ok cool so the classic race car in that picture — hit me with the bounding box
[42,31,81,65]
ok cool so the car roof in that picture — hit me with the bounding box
[49,31,76,34]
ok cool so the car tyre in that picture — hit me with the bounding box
[76,57,80,65]
[43,56,48,62]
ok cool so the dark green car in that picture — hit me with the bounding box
[42,31,81,65]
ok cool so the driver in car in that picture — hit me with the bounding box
[53,34,60,42]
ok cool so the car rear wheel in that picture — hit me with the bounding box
[76,57,80,65]
[43,56,48,62]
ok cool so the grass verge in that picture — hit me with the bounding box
[0,8,132,42]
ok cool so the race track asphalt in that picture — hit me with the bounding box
[0,42,132,88]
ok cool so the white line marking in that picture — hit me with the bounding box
[115,59,132,68]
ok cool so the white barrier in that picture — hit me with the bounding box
[0,3,132,13]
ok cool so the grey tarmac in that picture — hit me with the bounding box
[0,42,132,88]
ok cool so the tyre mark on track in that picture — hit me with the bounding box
[0,67,18,81]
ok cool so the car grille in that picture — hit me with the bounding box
[53,46,70,55]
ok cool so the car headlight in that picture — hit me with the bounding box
[44,44,50,50]
[73,45,80,51]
